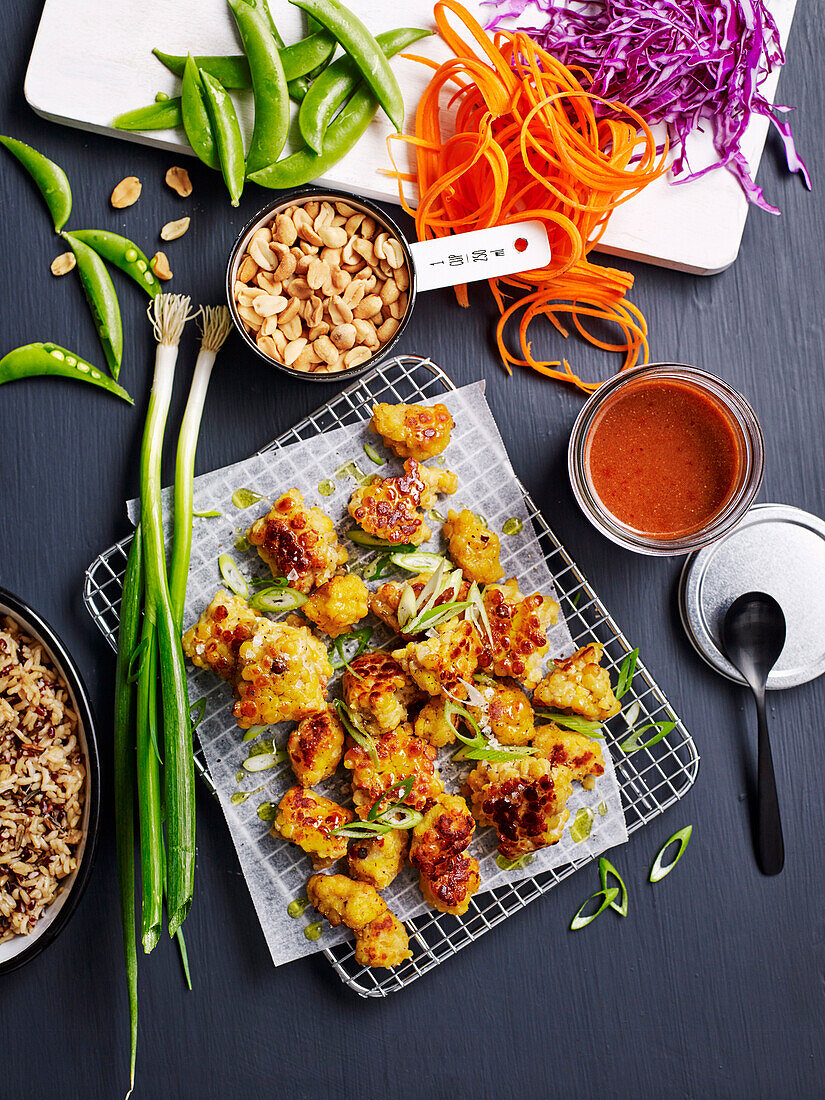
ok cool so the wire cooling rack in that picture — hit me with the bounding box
[84,353,699,997]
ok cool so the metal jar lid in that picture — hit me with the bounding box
[679,503,825,690]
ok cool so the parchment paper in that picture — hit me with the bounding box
[136,381,628,966]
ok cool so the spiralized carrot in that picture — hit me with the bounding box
[387,1,669,392]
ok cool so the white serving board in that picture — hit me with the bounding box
[25,0,798,274]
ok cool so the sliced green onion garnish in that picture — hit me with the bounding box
[329,626,373,670]
[447,700,536,762]
[242,750,285,772]
[250,575,288,589]
[364,443,383,465]
[218,553,249,598]
[599,857,628,916]
[620,720,676,754]
[367,776,414,820]
[361,554,397,580]
[650,825,692,883]
[533,710,605,737]
[570,887,619,931]
[346,528,415,550]
[189,696,207,731]
[334,699,379,767]
[467,581,494,648]
[333,803,423,838]
[403,599,471,635]
[193,508,222,518]
[427,508,445,522]
[571,591,582,608]
[396,585,418,629]
[333,819,394,838]
[570,807,595,843]
[473,512,488,528]
[502,517,523,536]
[615,648,639,699]
[248,586,307,612]
[389,550,444,573]
[231,487,265,509]
[242,724,270,741]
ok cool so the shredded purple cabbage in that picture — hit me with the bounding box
[483,0,810,214]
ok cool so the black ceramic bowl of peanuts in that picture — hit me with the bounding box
[226,187,414,381]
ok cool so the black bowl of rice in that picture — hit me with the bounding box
[0,587,99,975]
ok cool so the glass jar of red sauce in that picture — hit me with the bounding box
[568,364,764,555]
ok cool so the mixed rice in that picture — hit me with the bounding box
[0,615,85,942]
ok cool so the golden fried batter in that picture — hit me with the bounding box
[410,794,475,877]
[302,574,369,638]
[271,787,353,869]
[234,619,332,728]
[344,723,443,817]
[342,651,420,737]
[393,617,483,697]
[347,829,409,890]
[419,854,481,916]
[347,459,456,546]
[370,401,454,461]
[480,578,558,688]
[371,573,469,636]
[307,873,412,968]
[466,757,574,860]
[288,708,345,788]
[443,509,503,584]
[533,643,620,721]
[247,489,347,592]
[414,697,457,748]
[182,589,262,682]
[532,723,605,789]
[469,676,534,745]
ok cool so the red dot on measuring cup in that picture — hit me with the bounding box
[514,237,528,252]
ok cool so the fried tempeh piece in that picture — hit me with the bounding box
[342,651,421,737]
[344,723,443,818]
[393,617,483,697]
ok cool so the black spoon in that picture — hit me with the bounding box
[722,592,786,876]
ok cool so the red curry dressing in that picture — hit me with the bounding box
[586,379,742,539]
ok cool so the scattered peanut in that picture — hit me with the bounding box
[111,176,142,208]
[232,198,410,374]
[150,251,173,280]
[160,217,190,241]
[50,252,76,277]
[165,166,193,197]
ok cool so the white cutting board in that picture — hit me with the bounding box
[25,0,798,274]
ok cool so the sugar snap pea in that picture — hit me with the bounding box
[299,27,430,153]
[261,2,326,102]
[0,134,72,232]
[112,98,183,132]
[182,54,219,170]
[69,229,161,299]
[200,70,245,206]
[228,0,290,175]
[62,232,124,378]
[0,343,133,403]
[249,83,380,189]
[289,0,405,131]
[152,30,335,89]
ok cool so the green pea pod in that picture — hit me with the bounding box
[62,232,124,378]
[249,84,380,190]
[0,134,72,232]
[112,98,183,131]
[299,27,430,154]
[260,1,329,102]
[228,0,290,175]
[200,70,245,206]
[182,54,220,170]
[289,0,405,131]
[0,342,133,403]
[69,229,161,299]
[152,31,335,88]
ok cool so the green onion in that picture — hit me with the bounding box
[389,550,444,573]
[446,700,537,762]
[193,508,222,518]
[346,527,415,549]
[533,710,605,737]
[650,825,692,883]
[361,554,396,581]
[218,553,249,599]
[599,857,628,916]
[620,720,676,754]
[364,442,383,465]
[248,586,307,612]
[250,575,288,589]
[496,852,535,870]
[189,696,207,731]
[334,699,379,767]
[333,802,423,838]
[367,776,414,820]
[467,581,494,648]
[403,598,471,635]
[570,887,619,931]
[231,486,265,508]
[242,724,269,741]
[571,591,582,608]
[329,626,372,670]
[126,637,149,684]
[396,585,418,629]
[243,750,285,772]
[615,648,639,699]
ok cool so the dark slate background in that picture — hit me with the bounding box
[1,2,823,1097]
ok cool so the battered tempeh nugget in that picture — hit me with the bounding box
[370,401,454,460]
[468,676,534,745]
[182,589,262,682]
[233,620,332,728]
[342,651,420,737]
[246,489,347,592]
[532,723,605,789]
[288,708,345,788]
[344,723,443,817]
[466,757,574,860]
[480,578,558,688]
[302,574,370,638]
[443,508,503,584]
[393,617,483,697]
[347,460,457,546]
[271,787,353,869]
[533,643,620,721]
[307,873,412,968]
[348,829,409,890]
